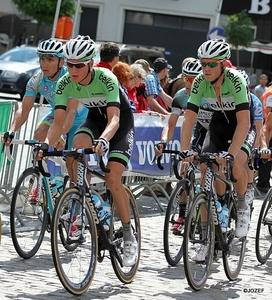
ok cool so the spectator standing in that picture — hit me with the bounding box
[112,61,136,112]
[94,42,120,70]
[145,57,173,115]
[255,74,268,100]
[133,59,152,113]
[126,63,147,113]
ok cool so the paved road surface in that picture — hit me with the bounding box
[0,195,272,299]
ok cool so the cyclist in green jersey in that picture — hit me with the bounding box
[180,39,256,261]
[38,35,137,267]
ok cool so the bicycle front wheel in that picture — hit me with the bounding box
[163,180,186,266]
[51,188,97,296]
[110,186,141,283]
[183,192,214,291]
[222,200,246,280]
[10,167,48,259]
[255,189,272,264]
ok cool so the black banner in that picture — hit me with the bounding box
[221,0,272,19]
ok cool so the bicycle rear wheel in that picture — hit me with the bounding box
[51,188,97,296]
[255,189,272,264]
[10,167,48,259]
[183,192,214,291]
[222,200,246,280]
[163,180,186,266]
[110,186,141,283]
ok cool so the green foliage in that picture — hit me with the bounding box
[223,10,254,68]
[223,10,254,48]
[11,0,76,25]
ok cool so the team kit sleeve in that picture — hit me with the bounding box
[24,70,43,98]
[54,73,70,109]
[227,70,250,111]
[187,74,205,113]
[251,93,264,120]
[100,69,121,107]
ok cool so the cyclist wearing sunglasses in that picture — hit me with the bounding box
[3,38,88,152]
[180,39,256,259]
[40,35,137,267]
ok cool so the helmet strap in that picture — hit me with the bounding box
[49,58,61,80]
[79,66,92,84]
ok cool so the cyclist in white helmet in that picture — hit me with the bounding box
[3,38,88,152]
[180,39,256,261]
[38,35,138,267]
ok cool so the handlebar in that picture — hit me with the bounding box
[154,149,184,180]
[3,139,110,176]
[194,152,237,183]
[154,150,237,183]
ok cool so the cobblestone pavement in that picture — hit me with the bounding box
[0,195,272,299]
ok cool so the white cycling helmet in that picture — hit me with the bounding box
[37,39,63,58]
[237,69,250,86]
[182,59,202,77]
[63,35,96,60]
[197,39,231,60]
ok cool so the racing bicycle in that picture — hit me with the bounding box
[183,152,247,291]
[156,149,200,266]
[44,146,141,295]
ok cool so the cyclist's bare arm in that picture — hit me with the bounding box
[44,108,66,147]
[254,119,263,148]
[180,109,197,152]
[163,113,179,142]
[155,113,179,156]
[3,96,35,146]
[260,109,272,149]
[62,98,80,135]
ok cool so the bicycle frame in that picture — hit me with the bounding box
[197,154,238,251]
[47,149,125,266]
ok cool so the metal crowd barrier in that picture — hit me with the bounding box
[0,100,43,212]
[0,102,179,213]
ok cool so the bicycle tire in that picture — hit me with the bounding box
[255,188,272,264]
[163,180,186,266]
[51,188,97,296]
[222,200,246,280]
[183,192,214,291]
[110,186,141,283]
[10,167,48,259]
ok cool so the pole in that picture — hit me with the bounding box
[72,0,81,38]
[51,0,62,38]
[214,0,223,27]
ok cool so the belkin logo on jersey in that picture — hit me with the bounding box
[56,77,72,95]
[191,75,205,95]
[226,70,242,93]
[98,74,115,92]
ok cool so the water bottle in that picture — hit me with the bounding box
[49,174,57,195]
[216,200,223,223]
[195,184,201,194]
[55,172,64,193]
[92,194,111,230]
[222,205,229,223]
